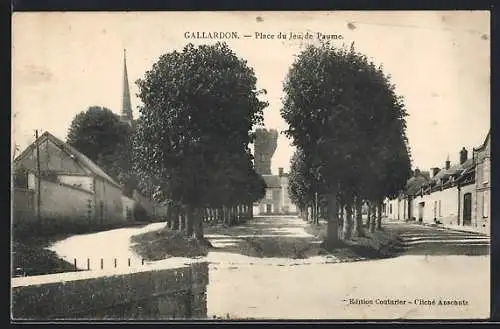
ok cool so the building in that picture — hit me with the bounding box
[120,48,134,127]
[253,168,298,215]
[253,128,278,175]
[383,130,490,235]
[13,132,124,226]
[384,169,430,221]
[472,130,491,234]
[412,152,475,227]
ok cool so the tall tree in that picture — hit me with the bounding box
[66,106,134,190]
[133,42,267,240]
[281,42,411,248]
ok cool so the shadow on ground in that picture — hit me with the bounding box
[386,223,490,257]
[204,216,329,259]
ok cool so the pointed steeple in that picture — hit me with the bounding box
[121,49,133,125]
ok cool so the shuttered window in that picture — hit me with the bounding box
[483,190,489,218]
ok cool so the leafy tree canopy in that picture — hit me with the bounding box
[133,42,268,207]
[67,106,134,186]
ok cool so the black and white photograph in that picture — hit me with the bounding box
[11,11,491,320]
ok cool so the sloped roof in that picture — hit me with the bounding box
[474,129,491,152]
[406,174,430,195]
[262,174,281,188]
[432,158,474,183]
[15,131,120,187]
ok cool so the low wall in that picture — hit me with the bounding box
[12,262,209,320]
[12,188,35,222]
[37,179,93,223]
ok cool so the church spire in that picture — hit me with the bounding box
[121,48,133,125]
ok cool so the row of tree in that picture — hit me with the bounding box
[282,42,412,249]
[66,43,268,241]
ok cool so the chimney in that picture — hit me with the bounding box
[278,167,284,176]
[431,167,440,178]
[445,155,450,170]
[460,147,468,165]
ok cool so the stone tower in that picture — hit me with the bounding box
[121,49,133,126]
[254,128,278,175]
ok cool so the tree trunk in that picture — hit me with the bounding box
[353,197,364,237]
[207,208,213,223]
[311,204,315,224]
[165,203,172,229]
[325,192,340,250]
[369,203,376,233]
[194,208,204,240]
[377,202,383,230]
[229,206,234,226]
[343,203,353,240]
[186,205,194,237]
[204,208,209,223]
[366,203,371,227]
[223,207,229,226]
[171,206,180,230]
[179,208,185,231]
[339,204,345,228]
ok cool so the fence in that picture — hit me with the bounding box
[13,256,154,278]
[12,262,209,320]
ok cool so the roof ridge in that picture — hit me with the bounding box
[43,132,120,187]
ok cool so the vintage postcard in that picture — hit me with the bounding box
[11,11,491,321]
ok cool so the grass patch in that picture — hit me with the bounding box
[12,220,152,277]
[304,222,402,259]
[238,237,323,259]
[130,229,211,261]
[12,235,80,277]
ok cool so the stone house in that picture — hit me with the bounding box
[384,169,430,221]
[254,168,298,215]
[13,131,124,226]
[472,130,491,234]
[384,130,490,235]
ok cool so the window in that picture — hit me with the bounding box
[483,159,490,184]
[389,204,392,214]
[272,190,280,200]
[266,189,273,199]
[438,200,442,217]
[483,190,489,218]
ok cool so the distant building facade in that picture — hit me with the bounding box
[253,168,297,215]
[383,130,491,235]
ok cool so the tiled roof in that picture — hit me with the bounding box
[262,174,281,188]
[412,158,475,195]
[406,175,430,195]
[431,158,474,183]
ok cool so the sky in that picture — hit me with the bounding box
[12,11,490,175]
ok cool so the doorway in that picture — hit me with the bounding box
[463,193,472,226]
[418,202,425,223]
[266,204,272,214]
